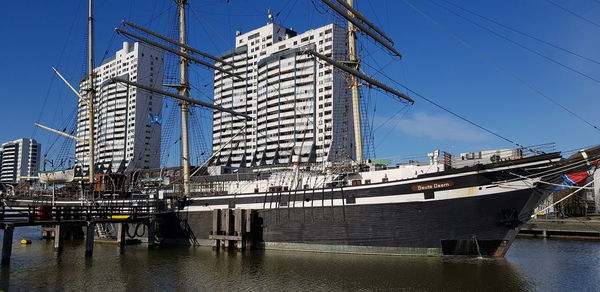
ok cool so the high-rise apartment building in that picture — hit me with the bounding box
[76,42,164,173]
[212,23,355,167]
[0,138,41,183]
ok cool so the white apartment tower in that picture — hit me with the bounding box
[0,138,41,183]
[212,23,355,167]
[76,42,164,173]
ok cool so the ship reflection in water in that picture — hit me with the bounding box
[1,227,598,291]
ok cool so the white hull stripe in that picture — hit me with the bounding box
[184,179,536,212]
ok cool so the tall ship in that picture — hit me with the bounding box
[3,0,598,257]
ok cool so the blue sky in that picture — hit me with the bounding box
[1,0,599,166]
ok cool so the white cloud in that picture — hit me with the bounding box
[381,112,491,142]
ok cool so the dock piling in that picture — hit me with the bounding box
[117,223,127,251]
[209,209,254,250]
[42,225,54,239]
[2,224,14,265]
[245,209,253,248]
[147,221,156,248]
[54,225,64,250]
[212,210,220,248]
[223,209,231,249]
[234,209,243,250]
[85,222,95,257]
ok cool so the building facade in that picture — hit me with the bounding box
[76,42,164,173]
[0,138,41,183]
[212,23,355,167]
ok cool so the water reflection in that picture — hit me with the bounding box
[1,227,597,291]
[507,238,600,291]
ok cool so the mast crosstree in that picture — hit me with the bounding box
[34,0,96,183]
[112,0,245,197]
[319,0,409,163]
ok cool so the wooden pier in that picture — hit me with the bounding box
[0,201,163,265]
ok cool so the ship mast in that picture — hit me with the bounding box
[318,0,410,164]
[87,0,95,183]
[112,1,251,197]
[177,0,191,197]
[346,0,362,163]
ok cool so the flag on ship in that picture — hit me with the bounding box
[552,171,591,191]
[149,114,161,126]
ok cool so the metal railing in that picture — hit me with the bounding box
[0,199,160,226]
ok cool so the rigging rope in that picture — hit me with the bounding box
[362,55,530,151]
[431,0,600,85]
[189,106,210,166]
[32,0,84,139]
[543,0,600,30]
[160,99,180,166]
[509,172,594,190]
[402,0,600,133]
[439,0,600,66]
[375,106,412,151]
[496,152,600,184]
[188,4,230,51]
[536,176,599,215]
[359,87,376,159]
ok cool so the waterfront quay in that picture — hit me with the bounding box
[519,216,600,240]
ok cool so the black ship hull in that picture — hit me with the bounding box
[163,153,561,257]
[179,188,535,256]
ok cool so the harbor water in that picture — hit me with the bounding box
[0,227,598,291]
